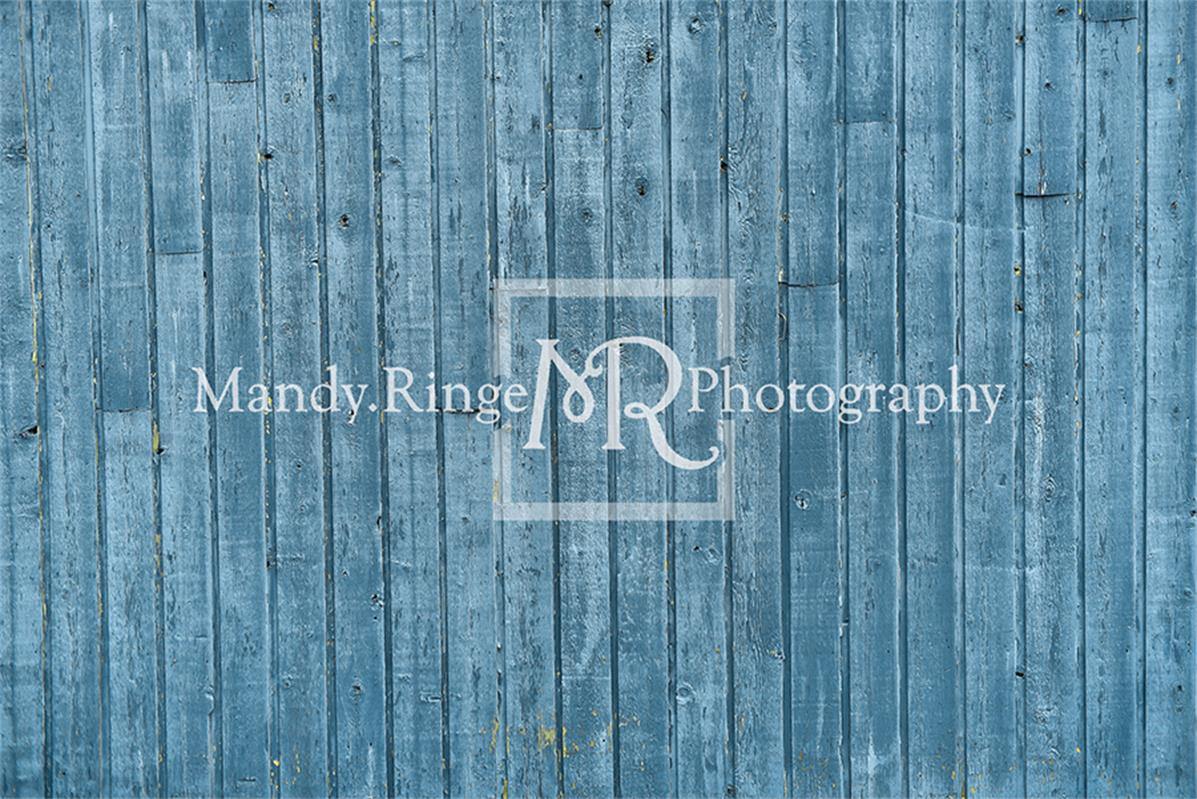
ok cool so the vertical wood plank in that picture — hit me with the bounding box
[1083,7,1145,795]
[27,0,103,792]
[609,1,670,794]
[205,0,255,84]
[432,1,498,795]
[902,0,964,794]
[0,2,45,793]
[1023,1,1085,794]
[145,0,215,793]
[260,0,330,794]
[1145,1,1197,794]
[961,1,1023,796]
[491,0,556,794]
[87,0,160,792]
[553,124,615,796]
[785,0,846,793]
[208,77,271,796]
[376,0,444,795]
[843,0,902,794]
[726,1,786,795]
[667,1,729,796]
[318,0,388,793]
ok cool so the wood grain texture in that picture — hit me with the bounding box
[0,1,1191,797]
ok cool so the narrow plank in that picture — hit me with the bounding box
[1083,10,1145,796]
[154,251,215,797]
[88,0,150,414]
[27,0,103,792]
[901,0,963,794]
[961,1,1022,796]
[666,1,729,796]
[318,0,388,792]
[260,0,330,794]
[551,0,603,131]
[553,125,615,795]
[843,0,902,794]
[0,1,46,792]
[205,0,255,84]
[1022,1,1085,794]
[145,1,214,794]
[430,1,499,794]
[1145,1,1197,794]
[490,0,557,794]
[608,1,670,794]
[208,78,271,797]
[725,1,786,795]
[86,1,160,792]
[146,0,202,256]
[375,0,443,794]
[100,410,159,796]
[786,0,846,795]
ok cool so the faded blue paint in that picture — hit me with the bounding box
[0,0,1190,797]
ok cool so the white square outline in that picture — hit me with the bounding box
[492,277,735,522]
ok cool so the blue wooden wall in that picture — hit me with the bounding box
[0,0,1192,797]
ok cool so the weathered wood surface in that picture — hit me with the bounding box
[0,0,1188,796]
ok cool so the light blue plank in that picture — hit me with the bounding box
[208,78,272,797]
[552,0,603,131]
[27,0,103,792]
[260,0,331,794]
[961,2,1022,797]
[430,1,500,795]
[375,0,445,794]
[318,0,389,792]
[490,0,557,794]
[1082,9,1145,796]
[1145,1,1197,794]
[1023,2,1085,794]
[145,1,215,794]
[0,2,45,793]
[843,1,902,794]
[553,124,615,796]
[666,1,729,796]
[901,0,963,794]
[100,409,160,796]
[205,0,255,84]
[608,1,670,795]
[87,0,151,414]
[785,0,846,795]
[146,0,202,256]
[86,0,161,791]
[726,1,786,795]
